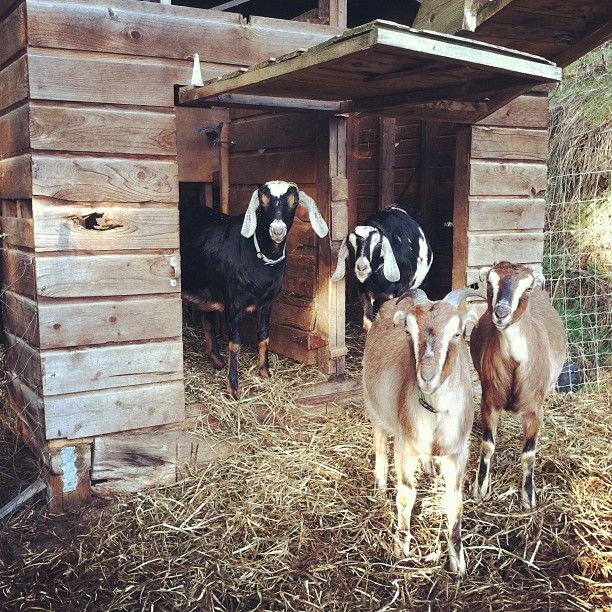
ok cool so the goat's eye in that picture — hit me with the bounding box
[526,286,533,293]
[453,331,461,338]
[405,330,411,336]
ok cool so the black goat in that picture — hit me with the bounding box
[332,206,433,331]
[180,180,328,399]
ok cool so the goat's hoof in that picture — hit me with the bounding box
[393,534,410,559]
[449,550,467,577]
[226,382,241,400]
[471,479,488,502]
[258,366,272,380]
[521,493,537,510]
[210,354,226,370]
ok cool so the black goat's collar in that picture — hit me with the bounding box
[253,232,286,266]
[419,389,440,414]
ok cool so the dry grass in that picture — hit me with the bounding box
[1,326,610,611]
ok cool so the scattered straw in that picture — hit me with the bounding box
[0,322,610,610]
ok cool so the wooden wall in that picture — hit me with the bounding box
[0,0,339,505]
[454,91,549,286]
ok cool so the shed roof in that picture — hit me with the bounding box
[178,20,561,122]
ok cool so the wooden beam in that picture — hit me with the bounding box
[180,92,344,113]
[210,0,251,10]
[413,0,478,33]
[452,126,471,288]
[553,20,612,67]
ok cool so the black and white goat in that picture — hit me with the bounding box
[180,180,328,399]
[363,287,482,576]
[470,261,566,508]
[331,206,433,331]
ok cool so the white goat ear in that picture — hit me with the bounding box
[240,189,260,238]
[479,266,491,282]
[331,237,349,282]
[381,235,400,282]
[393,310,406,328]
[532,268,545,288]
[299,191,328,238]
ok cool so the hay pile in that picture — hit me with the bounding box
[1,326,610,611]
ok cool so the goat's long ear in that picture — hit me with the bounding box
[298,191,328,238]
[479,266,491,282]
[532,268,545,288]
[381,236,400,282]
[331,236,349,282]
[393,310,406,328]
[240,189,260,238]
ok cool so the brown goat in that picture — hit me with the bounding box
[470,261,566,509]
[362,288,482,576]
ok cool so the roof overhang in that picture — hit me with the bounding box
[178,20,561,123]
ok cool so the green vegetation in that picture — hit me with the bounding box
[545,43,612,380]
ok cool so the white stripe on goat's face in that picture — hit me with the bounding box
[266,180,296,197]
[404,303,463,394]
[410,227,432,289]
[352,225,381,283]
[486,262,535,330]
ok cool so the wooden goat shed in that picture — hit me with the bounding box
[0,0,609,510]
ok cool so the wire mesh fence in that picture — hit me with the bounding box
[544,170,612,391]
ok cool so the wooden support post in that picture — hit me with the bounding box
[378,117,396,209]
[218,121,230,214]
[419,121,441,243]
[47,441,92,513]
[318,0,347,28]
[316,115,348,377]
[452,125,471,288]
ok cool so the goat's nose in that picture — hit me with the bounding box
[356,260,368,272]
[494,302,511,319]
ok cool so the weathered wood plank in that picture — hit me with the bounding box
[35,252,180,298]
[38,295,182,349]
[469,161,547,197]
[0,155,32,199]
[471,126,548,161]
[1,290,38,346]
[32,201,179,252]
[0,214,33,249]
[467,231,544,266]
[0,1,26,66]
[477,94,549,128]
[29,104,176,156]
[413,0,477,33]
[47,442,92,513]
[0,104,29,159]
[41,340,183,395]
[229,149,318,185]
[27,51,224,108]
[1,248,36,297]
[0,54,28,113]
[31,155,178,203]
[4,332,42,392]
[452,126,471,288]
[5,376,46,449]
[272,294,316,331]
[26,0,339,65]
[176,107,226,183]
[468,197,545,231]
[45,380,186,439]
[91,428,235,496]
[230,112,318,153]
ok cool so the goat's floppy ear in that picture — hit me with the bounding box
[393,310,406,328]
[381,235,400,282]
[479,266,491,282]
[241,189,260,238]
[331,236,349,282]
[298,191,328,238]
[532,268,545,288]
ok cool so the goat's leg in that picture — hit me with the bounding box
[202,312,225,370]
[360,291,374,332]
[472,401,499,501]
[256,303,272,379]
[520,408,543,509]
[225,308,243,400]
[372,425,388,490]
[439,454,467,576]
[393,440,418,558]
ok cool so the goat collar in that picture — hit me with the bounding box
[253,232,286,266]
[418,389,444,414]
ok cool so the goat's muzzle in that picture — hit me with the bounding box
[418,357,439,393]
[355,256,371,282]
[493,301,512,329]
[269,220,287,244]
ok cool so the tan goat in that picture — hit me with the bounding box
[362,288,482,576]
[470,261,566,509]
